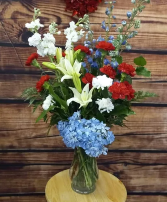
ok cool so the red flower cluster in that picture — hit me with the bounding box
[82,73,95,88]
[74,45,91,55]
[118,63,136,77]
[96,41,115,51]
[109,81,135,100]
[100,65,116,79]
[25,53,39,66]
[64,0,102,17]
[36,75,50,92]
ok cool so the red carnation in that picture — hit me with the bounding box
[82,73,95,88]
[118,63,136,77]
[36,75,50,92]
[25,53,39,66]
[96,41,115,51]
[100,65,116,79]
[64,0,102,17]
[109,81,135,100]
[74,45,91,55]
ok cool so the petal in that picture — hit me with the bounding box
[61,75,72,82]
[67,97,82,106]
[81,84,89,101]
[69,87,81,100]
[73,60,81,75]
[56,66,68,75]
[88,87,94,100]
[65,59,74,75]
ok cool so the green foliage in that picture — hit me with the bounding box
[134,56,147,66]
[136,66,151,77]
[134,91,158,101]
[116,56,123,64]
[21,87,40,106]
[36,106,54,123]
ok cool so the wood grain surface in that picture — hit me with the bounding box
[45,170,127,202]
[0,0,167,201]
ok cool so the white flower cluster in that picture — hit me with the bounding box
[28,33,57,57]
[64,21,85,50]
[96,98,114,113]
[25,19,44,32]
[42,95,55,110]
[92,75,113,90]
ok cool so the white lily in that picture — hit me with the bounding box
[56,58,82,92]
[67,84,94,108]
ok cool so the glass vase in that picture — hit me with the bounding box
[69,147,99,194]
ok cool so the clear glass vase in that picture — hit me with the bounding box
[69,147,99,194]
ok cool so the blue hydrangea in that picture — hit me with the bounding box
[57,111,115,157]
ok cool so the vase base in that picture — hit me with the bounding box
[71,184,96,195]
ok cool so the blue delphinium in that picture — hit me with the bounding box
[111,61,119,68]
[101,21,106,29]
[127,11,132,18]
[97,36,105,42]
[104,58,110,65]
[95,50,101,58]
[57,111,115,157]
[91,62,99,69]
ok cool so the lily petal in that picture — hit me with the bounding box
[67,97,81,106]
[73,60,81,75]
[81,84,89,101]
[69,87,81,100]
[61,75,72,82]
[65,59,74,75]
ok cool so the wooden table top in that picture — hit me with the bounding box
[45,169,127,202]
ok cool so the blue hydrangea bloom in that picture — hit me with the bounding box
[95,50,102,58]
[104,58,110,65]
[97,36,105,42]
[91,62,99,68]
[57,111,115,157]
[127,11,132,18]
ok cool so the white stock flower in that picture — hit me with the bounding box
[36,33,56,57]
[64,21,84,50]
[25,19,44,30]
[96,98,114,113]
[28,33,41,47]
[56,58,81,82]
[92,75,113,90]
[42,95,55,110]
[67,84,94,108]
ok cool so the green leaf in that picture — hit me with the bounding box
[42,62,56,70]
[36,106,53,123]
[134,91,158,101]
[116,56,123,64]
[124,74,132,84]
[136,66,151,77]
[96,111,106,123]
[134,56,147,66]
[49,86,68,110]
[111,105,130,116]
[101,87,109,98]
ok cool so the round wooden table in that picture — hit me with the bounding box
[45,169,127,202]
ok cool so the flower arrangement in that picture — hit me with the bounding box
[22,0,155,194]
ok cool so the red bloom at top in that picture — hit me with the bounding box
[96,41,115,51]
[25,53,39,66]
[62,52,66,57]
[74,45,91,55]
[108,81,135,100]
[64,0,102,17]
[36,75,50,92]
[100,65,116,79]
[82,73,95,88]
[118,63,136,77]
